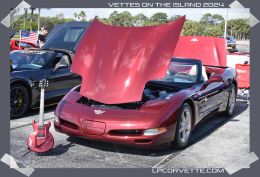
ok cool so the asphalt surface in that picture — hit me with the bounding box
[236,40,249,53]
[10,97,249,169]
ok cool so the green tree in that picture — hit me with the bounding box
[183,20,200,36]
[150,12,168,25]
[203,26,223,37]
[74,11,87,21]
[200,13,224,26]
[105,11,133,26]
[10,11,250,41]
[133,13,148,26]
[227,19,250,40]
[29,8,37,31]
[212,14,225,25]
[169,15,181,21]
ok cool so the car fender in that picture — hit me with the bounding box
[158,89,197,129]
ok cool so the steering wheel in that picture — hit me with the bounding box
[175,72,193,81]
[175,72,190,77]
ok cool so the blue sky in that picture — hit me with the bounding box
[40,8,250,21]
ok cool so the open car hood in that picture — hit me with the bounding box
[173,36,227,66]
[71,17,185,104]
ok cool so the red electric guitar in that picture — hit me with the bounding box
[27,79,54,153]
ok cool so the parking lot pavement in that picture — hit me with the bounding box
[10,100,249,169]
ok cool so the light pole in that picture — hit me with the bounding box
[224,8,228,39]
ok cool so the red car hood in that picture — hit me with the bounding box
[173,36,227,66]
[71,17,185,104]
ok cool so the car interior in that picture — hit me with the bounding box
[53,54,71,70]
[205,66,226,80]
[202,66,208,81]
[189,65,208,82]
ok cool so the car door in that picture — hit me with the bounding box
[198,77,225,118]
[44,55,81,102]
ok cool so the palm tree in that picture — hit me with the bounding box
[30,8,35,31]
[23,8,28,30]
[74,12,78,19]
[79,11,87,21]
[37,8,41,31]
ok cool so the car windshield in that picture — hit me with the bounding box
[10,51,54,70]
[165,61,198,83]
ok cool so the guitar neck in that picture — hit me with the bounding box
[39,87,45,127]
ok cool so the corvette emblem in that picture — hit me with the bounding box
[94,110,105,115]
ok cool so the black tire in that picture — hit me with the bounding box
[173,103,193,149]
[10,84,30,118]
[224,84,236,117]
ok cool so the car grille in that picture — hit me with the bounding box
[109,129,143,136]
[59,118,78,130]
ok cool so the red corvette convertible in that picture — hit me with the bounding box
[54,18,237,149]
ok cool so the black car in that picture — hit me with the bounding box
[10,22,89,118]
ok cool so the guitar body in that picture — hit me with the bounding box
[27,120,54,153]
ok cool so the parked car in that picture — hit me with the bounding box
[10,22,89,118]
[54,59,237,149]
[54,19,237,149]
[10,39,39,51]
[226,35,236,49]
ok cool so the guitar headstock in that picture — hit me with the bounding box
[39,79,49,89]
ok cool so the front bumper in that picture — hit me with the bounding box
[54,100,177,148]
[54,121,174,148]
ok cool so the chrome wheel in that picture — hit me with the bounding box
[228,86,236,115]
[179,107,192,143]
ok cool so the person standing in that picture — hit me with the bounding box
[38,27,47,47]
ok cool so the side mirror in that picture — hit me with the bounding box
[53,63,68,72]
[207,75,223,84]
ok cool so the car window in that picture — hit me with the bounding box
[165,62,198,83]
[64,28,84,42]
[42,27,85,51]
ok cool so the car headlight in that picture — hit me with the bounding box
[143,127,167,136]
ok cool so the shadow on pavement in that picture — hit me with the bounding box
[188,100,248,147]
[37,142,75,156]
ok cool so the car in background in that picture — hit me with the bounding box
[227,41,250,68]
[226,35,236,49]
[10,31,39,51]
[10,39,39,51]
[10,22,89,118]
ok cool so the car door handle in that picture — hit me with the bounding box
[204,97,208,102]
